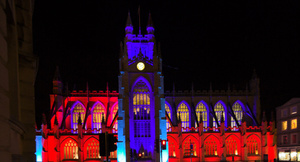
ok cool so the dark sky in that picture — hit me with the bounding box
[33,1,300,126]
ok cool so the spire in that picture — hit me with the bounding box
[53,66,61,81]
[138,6,141,35]
[125,11,133,34]
[262,111,266,122]
[42,113,47,125]
[146,12,154,34]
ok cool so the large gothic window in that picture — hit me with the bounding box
[183,137,197,157]
[112,104,118,133]
[165,103,171,132]
[226,136,238,156]
[205,137,218,156]
[177,102,190,132]
[63,139,78,160]
[247,136,259,155]
[213,102,225,130]
[132,80,151,155]
[231,102,243,131]
[195,101,208,129]
[72,102,85,131]
[92,102,106,131]
[86,139,100,159]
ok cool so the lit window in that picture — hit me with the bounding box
[226,137,238,155]
[92,102,106,131]
[63,140,78,159]
[132,80,151,156]
[282,121,287,131]
[165,103,172,132]
[177,102,189,132]
[247,136,259,155]
[112,105,118,133]
[183,138,197,157]
[231,102,243,131]
[72,102,85,131]
[86,140,100,159]
[291,119,297,129]
[213,102,225,130]
[205,137,218,156]
[291,106,297,115]
[195,102,208,129]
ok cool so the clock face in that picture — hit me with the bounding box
[137,62,145,71]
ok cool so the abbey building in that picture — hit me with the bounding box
[36,12,277,162]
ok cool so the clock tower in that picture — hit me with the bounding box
[117,12,168,162]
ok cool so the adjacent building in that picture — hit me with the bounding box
[37,12,277,162]
[277,98,300,161]
[0,0,37,162]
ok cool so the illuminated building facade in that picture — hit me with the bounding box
[276,98,300,161]
[37,12,278,162]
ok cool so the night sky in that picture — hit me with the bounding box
[33,1,300,126]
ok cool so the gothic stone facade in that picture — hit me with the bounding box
[38,12,277,162]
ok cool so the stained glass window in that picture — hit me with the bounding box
[132,80,151,155]
[195,102,208,128]
[63,140,78,159]
[92,102,106,131]
[213,102,225,130]
[177,102,189,132]
[112,105,118,133]
[165,103,171,132]
[86,140,100,159]
[247,136,259,155]
[231,102,243,131]
[226,137,238,155]
[183,138,197,157]
[205,137,218,156]
[72,102,85,131]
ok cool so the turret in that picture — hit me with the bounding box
[125,11,133,34]
[53,66,63,95]
[146,12,154,34]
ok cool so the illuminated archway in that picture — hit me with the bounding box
[84,137,100,159]
[247,134,261,155]
[165,101,172,132]
[225,135,240,156]
[182,135,199,157]
[231,100,244,130]
[204,135,220,156]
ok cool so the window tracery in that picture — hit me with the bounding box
[247,136,259,155]
[63,139,78,160]
[177,102,189,132]
[195,102,208,129]
[86,140,100,159]
[231,102,243,131]
[213,102,225,130]
[92,102,105,130]
[165,103,171,132]
[72,102,85,131]
[205,137,218,156]
[226,137,238,156]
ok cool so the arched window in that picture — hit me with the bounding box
[226,136,238,156]
[63,139,78,160]
[165,103,171,132]
[183,137,197,157]
[177,102,190,132]
[231,102,243,131]
[195,101,208,128]
[112,104,118,133]
[247,136,259,155]
[205,137,218,156]
[72,102,85,131]
[213,102,225,130]
[132,79,151,154]
[86,139,100,159]
[92,102,106,130]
